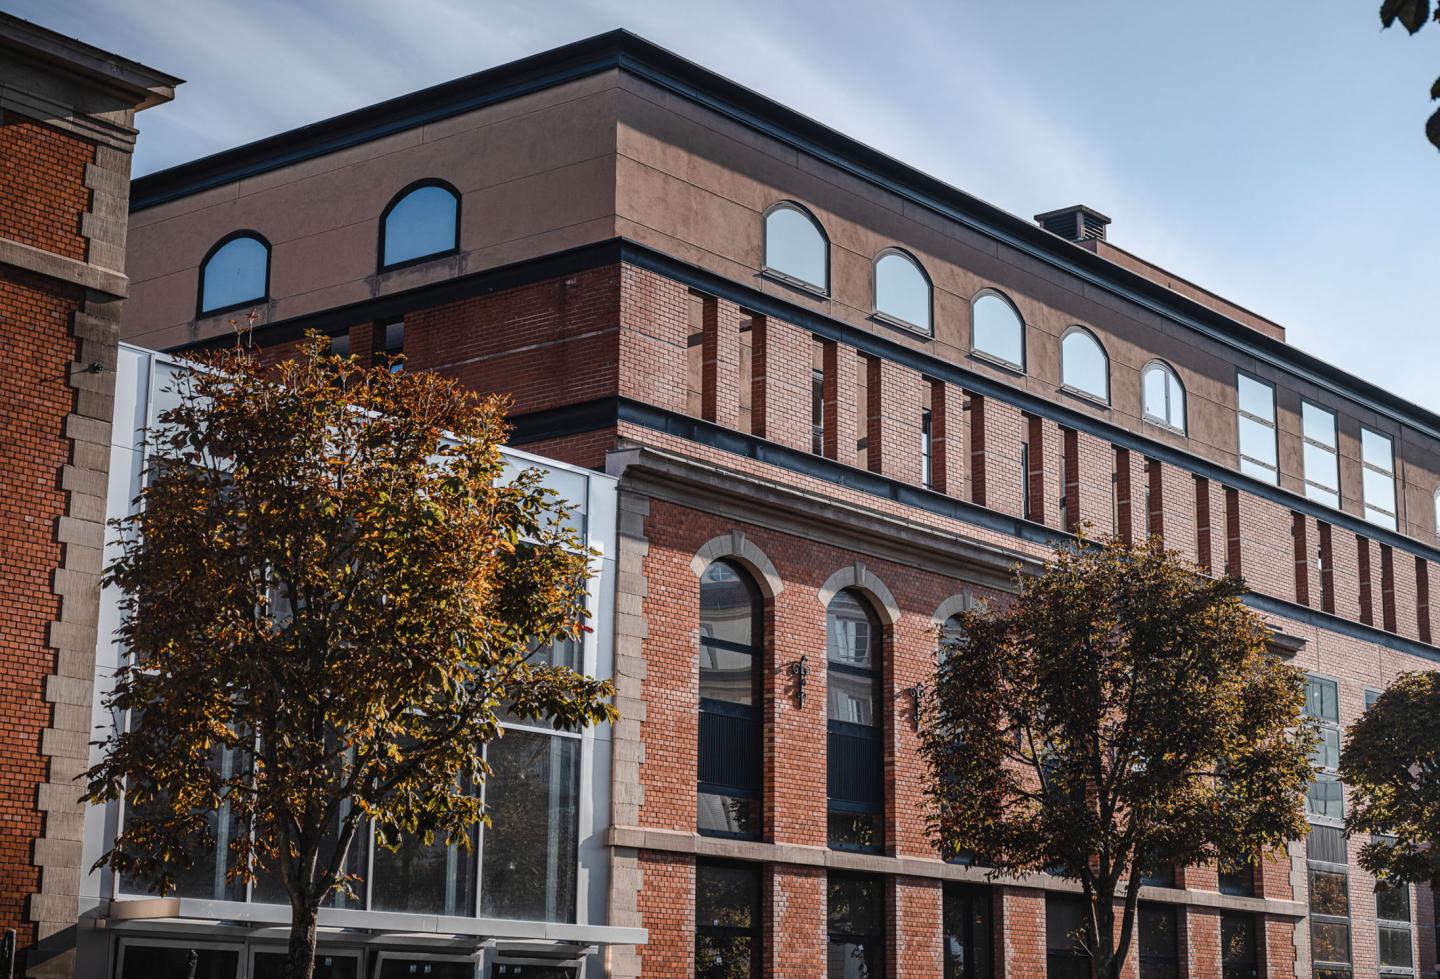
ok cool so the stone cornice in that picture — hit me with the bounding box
[605,441,1033,592]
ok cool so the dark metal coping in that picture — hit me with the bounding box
[177,236,1440,572]
[130,29,1440,446]
[505,394,1440,666]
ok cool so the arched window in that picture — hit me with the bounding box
[379,180,460,270]
[873,249,932,335]
[826,589,882,852]
[1142,361,1186,433]
[763,202,828,293]
[1060,327,1109,402]
[198,232,269,316]
[1433,489,1440,539]
[970,290,1024,370]
[698,560,762,839]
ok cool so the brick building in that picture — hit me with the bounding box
[0,15,176,978]
[110,29,1439,979]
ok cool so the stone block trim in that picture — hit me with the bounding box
[27,289,122,979]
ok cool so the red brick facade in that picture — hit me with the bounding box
[239,258,1437,977]
[0,267,83,961]
[114,36,1440,979]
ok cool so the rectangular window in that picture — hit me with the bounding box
[1308,824,1352,978]
[380,319,404,371]
[827,873,884,979]
[1362,428,1398,530]
[944,884,993,979]
[1375,877,1414,975]
[1218,859,1254,897]
[1020,441,1032,522]
[1302,403,1340,508]
[1305,675,1344,822]
[1221,913,1259,979]
[1045,895,1090,979]
[1237,373,1278,484]
[479,727,580,922]
[1138,904,1178,979]
[922,408,934,489]
[696,861,760,978]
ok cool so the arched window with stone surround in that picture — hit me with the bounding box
[826,588,883,852]
[697,559,762,839]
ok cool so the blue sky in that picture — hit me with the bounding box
[22,1,1440,410]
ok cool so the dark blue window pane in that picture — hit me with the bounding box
[383,185,458,268]
[200,236,267,313]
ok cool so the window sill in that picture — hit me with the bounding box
[870,310,932,339]
[1142,416,1188,438]
[1058,384,1110,409]
[760,266,829,299]
[969,349,1026,376]
[377,247,461,275]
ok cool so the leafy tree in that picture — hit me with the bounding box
[1341,670,1440,888]
[919,536,1316,979]
[1379,0,1440,151]
[84,335,616,979]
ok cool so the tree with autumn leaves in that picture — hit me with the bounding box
[1342,671,1440,893]
[920,536,1317,979]
[83,336,616,979]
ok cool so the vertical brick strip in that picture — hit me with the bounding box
[1381,544,1397,633]
[701,296,740,429]
[1118,449,1135,544]
[969,394,987,507]
[1417,556,1432,644]
[1026,415,1045,523]
[1358,535,1373,626]
[1224,487,1242,577]
[1147,458,1165,541]
[1319,522,1336,614]
[822,341,858,464]
[1193,475,1210,568]
[1293,513,1310,607]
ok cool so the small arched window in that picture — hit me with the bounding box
[763,202,828,293]
[380,180,460,270]
[1142,361,1186,433]
[1061,327,1109,402]
[697,560,762,839]
[826,589,882,852]
[1433,489,1440,540]
[970,290,1024,370]
[198,232,269,316]
[873,249,932,335]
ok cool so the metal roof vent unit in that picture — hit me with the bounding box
[1034,205,1112,243]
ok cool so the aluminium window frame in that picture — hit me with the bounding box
[196,229,272,320]
[761,200,830,296]
[870,246,934,338]
[376,177,463,274]
[1301,400,1342,509]
[1235,370,1278,485]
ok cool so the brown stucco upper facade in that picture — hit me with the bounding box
[120,29,1440,550]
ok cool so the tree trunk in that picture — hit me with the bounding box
[284,895,320,979]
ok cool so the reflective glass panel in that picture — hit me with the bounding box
[1061,330,1107,399]
[875,252,931,332]
[765,206,827,290]
[200,236,267,314]
[383,185,458,268]
[480,729,579,922]
[972,294,1024,367]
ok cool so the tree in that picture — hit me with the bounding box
[1378,0,1440,151]
[83,335,616,979]
[918,536,1316,979]
[1341,670,1440,888]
